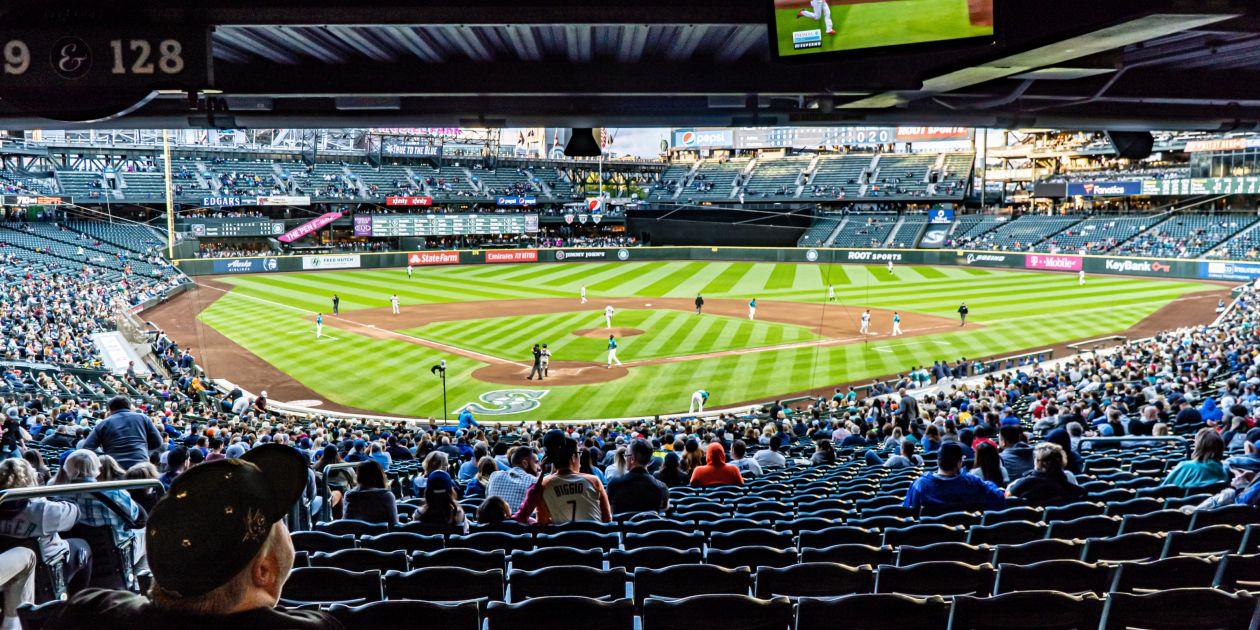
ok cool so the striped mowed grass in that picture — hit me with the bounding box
[198,261,1218,420]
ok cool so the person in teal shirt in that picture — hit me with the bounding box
[748,298,757,321]
[1162,428,1229,489]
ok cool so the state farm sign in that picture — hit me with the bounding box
[1025,254,1082,272]
[408,251,460,266]
[485,249,539,263]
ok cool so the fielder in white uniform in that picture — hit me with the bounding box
[1079,270,1085,286]
[604,304,615,328]
[887,260,895,275]
[797,0,836,35]
[859,309,871,334]
[690,389,710,414]
[581,286,587,304]
[606,335,623,367]
[827,285,836,302]
[407,264,413,279]
[892,311,902,336]
[391,294,400,315]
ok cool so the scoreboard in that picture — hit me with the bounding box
[356,214,539,237]
[186,220,286,238]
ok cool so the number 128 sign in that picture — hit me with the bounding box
[0,26,209,115]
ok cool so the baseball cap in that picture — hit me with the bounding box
[426,470,454,493]
[145,444,309,597]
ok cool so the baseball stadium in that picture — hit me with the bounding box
[2,1,1260,628]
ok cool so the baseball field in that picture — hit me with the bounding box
[156,260,1224,421]
[773,0,993,57]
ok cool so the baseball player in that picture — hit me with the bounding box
[749,297,757,321]
[887,260,894,275]
[958,302,969,326]
[407,264,413,279]
[690,389,710,414]
[827,285,836,303]
[391,294,400,315]
[1079,270,1085,286]
[605,304,615,328]
[315,312,323,338]
[581,286,587,304]
[859,309,871,335]
[796,0,836,35]
[606,335,623,368]
[892,311,903,336]
[332,294,339,315]
[541,343,551,377]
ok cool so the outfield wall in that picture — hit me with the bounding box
[172,246,1260,283]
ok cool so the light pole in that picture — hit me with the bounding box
[431,359,447,422]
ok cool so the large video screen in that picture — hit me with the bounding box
[772,0,994,58]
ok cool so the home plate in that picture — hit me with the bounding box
[646,303,651,307]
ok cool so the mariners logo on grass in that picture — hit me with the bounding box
[464,389,549,415]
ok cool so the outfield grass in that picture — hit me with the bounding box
[774,0,992,57]
[408,309,823,363]
[199,262,1218,420]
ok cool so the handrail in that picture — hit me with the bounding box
[1066,335,1127,354]
[317,462,362,523]
[1077,436,1189,449]
[0,479,163,503]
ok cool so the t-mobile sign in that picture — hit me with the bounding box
[1025,254,1082,272]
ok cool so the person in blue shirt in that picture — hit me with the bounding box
[606,335,623,368]
[748,298,757,321]
[903,443,1005,513]
[457,406,480,431]
[315,312,323,338]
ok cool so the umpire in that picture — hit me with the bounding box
[958,302,969,326]
[527,344,544,380]
[695,294,704,315]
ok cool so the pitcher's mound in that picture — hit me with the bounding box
[574,327,644,338]
[472,360,628,386]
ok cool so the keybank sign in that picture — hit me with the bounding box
[1104,259,1170,274]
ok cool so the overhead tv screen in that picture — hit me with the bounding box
[772,0,995,58]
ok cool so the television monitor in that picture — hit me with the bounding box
[771,0,996,58]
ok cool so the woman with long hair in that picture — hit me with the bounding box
[21,450,49,485]
[1008,443,1088,504]
[343,459,398,525]
[682,438,704,473]
[417,470,468,533]
[810,439,836,466]
[969,440,1009,487]
[578,449,606,484]
[476,496,511,524]
[1162,428,1229,489]
[313,443,356,518]
[463,456,497,500]
[655,452,689,488]
[604,447,629,483]
[97,455,127,482]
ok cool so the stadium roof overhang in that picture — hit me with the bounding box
[1,0,1259,131]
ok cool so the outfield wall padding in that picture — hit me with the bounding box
[172,246,1229,283]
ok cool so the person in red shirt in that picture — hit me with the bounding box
[689,442,744,487]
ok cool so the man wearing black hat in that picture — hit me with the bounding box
[48,445,340,629]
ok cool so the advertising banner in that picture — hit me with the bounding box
[301,255,361,270]
[1099,258,1173,276]
[212,258,279,274]
[955,252,1013,267]
[201,196,243,207]
[1200,261,1260,281]
[673,128,735,149]
[1184,138,1255,152]
[928,209,955,224]
[385,196,434,206]
[382,144,441,158]
[894,127,973,141]
[278,212,344,243]
[842,250,905,263]
[256,195,312,206]
[485,249,539,263]
[5,195,67,206]
[353,215,374,237]
[1025,254,1082,272]
[408,251,461,266]
[496,196,538,207]
[553,250,608,261]
[1065,182,1142,197]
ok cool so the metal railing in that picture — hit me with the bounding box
[1067,335,1128,354]
[1077,436,1189,450]
[0,479,163,503]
